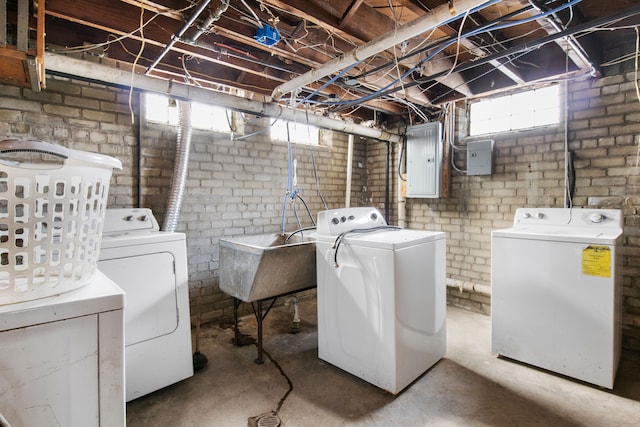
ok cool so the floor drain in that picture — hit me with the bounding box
[248,411,281,427]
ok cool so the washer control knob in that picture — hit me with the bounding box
[589,212,605,223]
[331,217,340,225]
[138,214,148,222]
[348,215,355,221]
[371,213,378,221]
[521,212,531,219]
[124,215,134,221]
[534,212,544,219]
[340,216,347,223]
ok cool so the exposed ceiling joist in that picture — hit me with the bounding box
[9,0,635,123]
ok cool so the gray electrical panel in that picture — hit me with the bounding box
[406,122,442,198]
[467,139,494,176]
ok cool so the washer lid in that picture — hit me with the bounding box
[492,226,622,245]
[335,228,445,250]
[0,271,125,331]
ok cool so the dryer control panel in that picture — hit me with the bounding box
[317,207,387,236]
[103,208,160,234]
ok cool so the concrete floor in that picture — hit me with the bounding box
[126,296,640,426]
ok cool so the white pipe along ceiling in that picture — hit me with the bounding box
[44,52,402,143]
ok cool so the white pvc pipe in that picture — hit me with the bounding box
[44,53,402,143]
[345,134,354,207]
[270,0,496,101]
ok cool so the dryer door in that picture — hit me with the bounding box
[99,252,178,346]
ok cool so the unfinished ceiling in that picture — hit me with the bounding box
[15,0,640,122]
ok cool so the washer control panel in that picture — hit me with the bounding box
[317,207,387,236]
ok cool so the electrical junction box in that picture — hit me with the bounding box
[254,25,280,46]
[406,122,442,198]
[467,139,494,176]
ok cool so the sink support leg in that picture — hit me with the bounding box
[251,298,278,364]
[233,298,241,347]
[255,301,264,364]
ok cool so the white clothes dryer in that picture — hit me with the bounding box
[98,208,193,401]
[491,208,623,388]
[316,207,446,394]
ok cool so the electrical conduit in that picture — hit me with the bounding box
[346,134,354,208]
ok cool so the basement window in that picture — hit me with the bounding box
[191,102,231,132]
[144,93,230,132]
[270,119,319,145]
[469,85,560,136]
[145,93,179,125]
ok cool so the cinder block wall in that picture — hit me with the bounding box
[375,69,640,356]
[0,76,364,323]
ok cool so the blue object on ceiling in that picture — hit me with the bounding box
[254,25,281,46]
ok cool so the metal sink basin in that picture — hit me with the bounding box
[219,233,316,302]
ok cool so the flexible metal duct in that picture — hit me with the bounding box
[162,100,192,232]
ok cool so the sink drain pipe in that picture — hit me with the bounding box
[162,100,192,232]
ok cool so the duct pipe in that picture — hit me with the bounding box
[345,134,354,207]
[162,100,192,232]
[269,0,497,101]
[146,0,213,75]
[45,53,402,143]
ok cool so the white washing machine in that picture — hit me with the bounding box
[98,208,193,401]
[316,207,446,394]
[0,271,125,427]
[491,207,623,389]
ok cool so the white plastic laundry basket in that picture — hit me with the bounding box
[0,139,122,304]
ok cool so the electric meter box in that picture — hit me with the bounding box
[466,139,494,176]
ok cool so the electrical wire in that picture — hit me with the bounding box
[397,135,406,182]
[128,4,146,124]
[314,0,585,110]
[347,1,539,83]
[238,0,264,29]
[52,2,197,54]
[564,37,572,208]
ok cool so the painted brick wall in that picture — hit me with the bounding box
[0,76,363,323]
[6,68,640,357]
[390,70,640,356]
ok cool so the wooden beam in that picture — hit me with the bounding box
[118,0,186,21]
[36,0,46,89]
[339,0,365,27]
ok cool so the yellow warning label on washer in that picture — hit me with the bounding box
[582,245,611,278]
